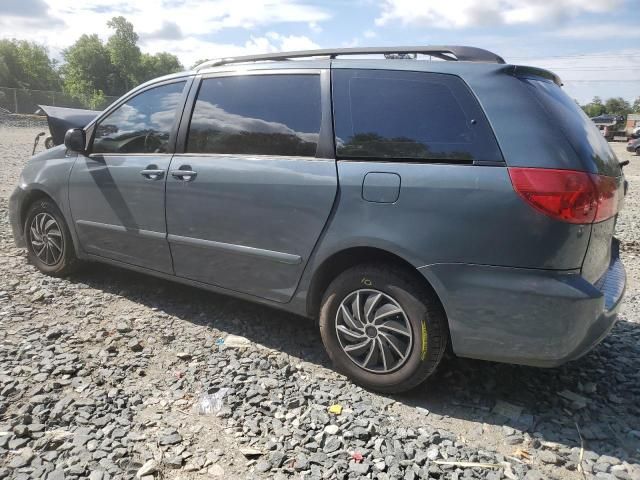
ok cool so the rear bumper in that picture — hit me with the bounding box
[418,241,625,367]
[9,186,26,248]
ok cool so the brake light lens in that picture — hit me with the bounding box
[508,167,620,224]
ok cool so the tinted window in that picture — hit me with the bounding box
[93,81,186,154]
[332,69,502,162]
[523,78,620,177]
[187,75,321,156]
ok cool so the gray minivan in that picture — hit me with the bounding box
[9,46,626,393]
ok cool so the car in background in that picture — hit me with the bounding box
[628,137,640,155]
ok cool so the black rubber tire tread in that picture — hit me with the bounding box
[319,263,448,393]
[24,199,79,276]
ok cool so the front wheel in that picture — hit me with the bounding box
[319,264,448,393]
[24,199,79,276]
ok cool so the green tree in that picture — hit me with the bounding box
[106,16,141,92]
[139,52,183,83]
[604,97,631,116]
[631,97,640,114]
[0,39,60,90]
[61,34,113,98]
[581,96,605,117]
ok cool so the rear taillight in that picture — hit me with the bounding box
[508,167,620,224]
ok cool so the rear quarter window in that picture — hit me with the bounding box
[522,78,621,177]
[332,69,502,163]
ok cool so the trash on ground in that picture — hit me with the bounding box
[223,334,251,348]
[196,388,231,415]
[328,404,343,415]
[351,452,364,463]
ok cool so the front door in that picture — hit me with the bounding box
[165,71,337,302]
[69,80,188,273]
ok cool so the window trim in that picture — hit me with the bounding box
[174,69,333,159]
[86,76,194,157]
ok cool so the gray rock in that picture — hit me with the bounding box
[88,471,104,480]
[538,450,560,465]
[349,462,370,475]
[207,464,225,477]
[164,455,183,469]
[127,339,143,352]
[295,453,310,471]
[158,431,181,446]
[323,437,341,453]
[505,435,523,445]
[255,460,271,473]
[524,470,546,480]
[426,447,439,461]
[116,322,132,333]
[136,459,158,478]
[324,424,340,435]
[598,456,621,466]
[47,470,65,480]
[269,451,285,468]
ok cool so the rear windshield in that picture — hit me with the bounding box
[522,78,620,177]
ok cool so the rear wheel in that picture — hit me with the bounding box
[24,199,78,276]
[319,264,447,393]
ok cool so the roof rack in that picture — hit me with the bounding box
[194,45,505,70]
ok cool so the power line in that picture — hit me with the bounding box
[509,53,640,60]
[549,68,640,71]
[562,80,640,83]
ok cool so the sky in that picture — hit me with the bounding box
[0,0,639,103]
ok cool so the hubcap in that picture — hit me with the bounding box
[335,289,413,373]
[29,213,63,266]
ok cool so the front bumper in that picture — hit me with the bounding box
[627,145,638,153]
[418,241,625,367]
[9,186,26,248]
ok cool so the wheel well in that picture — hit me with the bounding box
[20,190,55,228]
[307,247,443,320]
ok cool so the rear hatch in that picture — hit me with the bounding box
[517,73,625,283]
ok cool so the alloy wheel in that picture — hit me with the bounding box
[335,289,413,373]
[29,212,64,266]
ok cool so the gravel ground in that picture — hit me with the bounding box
[0,124,639,480]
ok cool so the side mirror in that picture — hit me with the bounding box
[64,128,86,153]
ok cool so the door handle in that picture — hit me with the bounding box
[171,169,197,181]
[140,169,165,180]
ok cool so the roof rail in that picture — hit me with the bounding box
[194,45,505,70]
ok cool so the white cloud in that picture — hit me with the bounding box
[553,24,640,39]
[0,0,330,66]
[363,29,377,39]
[191,99,319,143]
[375,0,623,28]
[309,21,323,33]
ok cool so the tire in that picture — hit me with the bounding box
[636,147,640,156]
[319,264,448,393]
[24,199,79,276]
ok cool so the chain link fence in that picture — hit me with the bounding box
[0,86,119,114]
